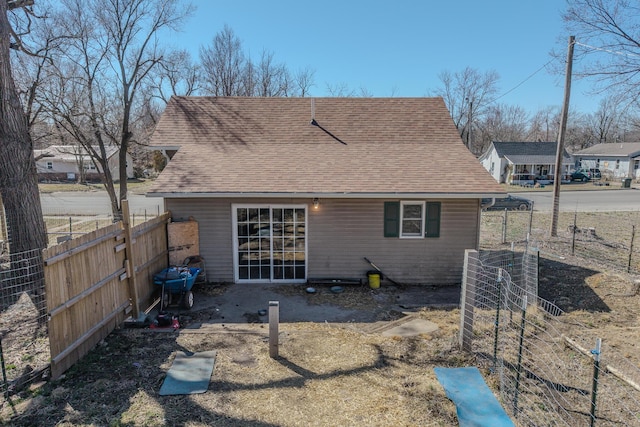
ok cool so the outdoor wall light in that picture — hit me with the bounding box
[312,198,319,210]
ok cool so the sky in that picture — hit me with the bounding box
[164,0,600,115]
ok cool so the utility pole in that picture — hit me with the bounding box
[550,36,575,237]
[468,100,473,151]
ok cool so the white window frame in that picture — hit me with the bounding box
[46,161,53,170]
[400,201,425,239]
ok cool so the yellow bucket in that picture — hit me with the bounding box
[367,271,381,289]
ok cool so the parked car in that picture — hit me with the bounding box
[481,195,533,211]
[571,168,602,182]
[571,169,591,182]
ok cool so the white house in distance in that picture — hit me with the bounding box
[573,142,640,180]
[34,145,134,182]
[479,141,573,185]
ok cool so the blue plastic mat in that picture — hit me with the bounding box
[159,350,217,396]
[434,367,514,427]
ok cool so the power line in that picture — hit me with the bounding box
[491,57,559,104]
[575,41,640,58]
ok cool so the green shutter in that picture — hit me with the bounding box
[384,201,400,237]
[425,202,441,237]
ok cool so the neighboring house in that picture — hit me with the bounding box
[573,142,640,180]
[479,141,573,185]
[147,97,505,285]
[34,145,134,182]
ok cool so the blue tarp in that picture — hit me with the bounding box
[434,367,514,427]
[159,350,217,396]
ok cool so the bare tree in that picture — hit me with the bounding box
[0,0,49,322]
[584,95,628,145]
[253,50,289,97]
[528,106,561,142]
[40,0,193,218]
[292,66,315,97]
[200,24,245,96]
[431,67,500,150]
[564,0,640,107]
[324,82,374,97]
[476,104,530,152]
[0,0,48,253]
[148,49,201,104]
[200,26,316,98]
[325,82,357,97]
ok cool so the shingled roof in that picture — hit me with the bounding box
[574,142,640,157]
[147,97,504,198]
[484,141,572,165]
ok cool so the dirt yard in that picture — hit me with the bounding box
[1,250,639,426]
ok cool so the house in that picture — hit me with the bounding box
[146,97,505,285]
[479,141,573,185]
[34,145,134,182]
[573,142,640,181]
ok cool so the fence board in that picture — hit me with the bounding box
[44,211,171,379]
[132,213,171,310]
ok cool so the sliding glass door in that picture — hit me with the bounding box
[233,205,307,283]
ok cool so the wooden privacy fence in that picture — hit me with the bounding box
[43,201,171,379]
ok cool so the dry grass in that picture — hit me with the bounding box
[38,179,155,195]
[1,309,466,427]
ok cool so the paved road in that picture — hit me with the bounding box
[40,192,163,215]
[517,188,640,212]
[40,188,640,214]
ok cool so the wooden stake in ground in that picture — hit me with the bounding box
[269,301,279,358]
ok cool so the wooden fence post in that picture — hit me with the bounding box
[459,249,478,352]
[122,200,140,319]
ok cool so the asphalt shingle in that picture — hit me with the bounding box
[148,97,504,197]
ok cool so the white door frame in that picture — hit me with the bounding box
[232,204,308,283]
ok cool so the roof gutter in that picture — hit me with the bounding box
[146,191,507,199]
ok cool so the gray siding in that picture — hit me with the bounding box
[165,197,480,285]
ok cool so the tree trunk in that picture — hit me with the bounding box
[0,2,48,321]
[0,2,48,253]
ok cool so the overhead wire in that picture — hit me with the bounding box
[574,41,640,58]
[490,57,560,105]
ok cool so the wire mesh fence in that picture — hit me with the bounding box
[0,248,49,394]
[42,204,161,247]
[463,244,640,426]
[481,209,640,275]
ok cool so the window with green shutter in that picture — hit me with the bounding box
[425,202,441,237]
[384,202,400,237]
[384,201,441,238]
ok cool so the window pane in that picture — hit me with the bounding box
[237,208,247,222]
[403,204,422,218]
[402,219,422,235]
[401,202,424,237]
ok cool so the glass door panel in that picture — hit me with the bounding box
[236,207,271,280]
[235,205,306,282]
